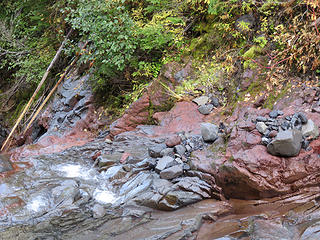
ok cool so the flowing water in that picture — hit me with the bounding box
[1,140,320,240]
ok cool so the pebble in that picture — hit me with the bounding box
[269,110,279,118]
[256,116,268,122]
[211,97,220,107]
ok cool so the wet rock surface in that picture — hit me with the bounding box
[0,155,13,173]
[2,81,320,239]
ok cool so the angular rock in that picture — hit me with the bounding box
[173,177,211,198]
[302,119,319,139]
[160,148,174,157]
[51,180,79,207]
[297,112,308,124]
[198,104,214,115]
[159,190,202,210]
[200,123,219,142]
[256,116,268,122]
[103,165,126,181]
[135,158,157,169]
[92,204,106,218]
[174,145,186,156]
[165,135,181,147]
[211,97,220,107]
[256,122,268,135]
[267,129,302,157]
[155,156,176,172]
[160,165,183,180]
[148,144,167,158]
[192,96,209,106]
[97,156,117,169]
[269,110,280,118]
[119,172,152,196]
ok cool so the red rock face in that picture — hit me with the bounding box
[153,101,206,136]
[214,92,320,199]
[109,93,150,136]
[109,62,193,137]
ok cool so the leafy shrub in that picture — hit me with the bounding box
[64,0,137,81]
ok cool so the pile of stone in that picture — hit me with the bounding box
[192,95,220,115]
[254,110,319,157]
[147,134,203,180]
[94,133,219,210]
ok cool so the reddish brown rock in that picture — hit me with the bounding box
[110,62,193,137]
[109,94,150,136]
[120,152,131,164]
[269,130,278,138]
[153,101,205,136]
[165,135,181,147]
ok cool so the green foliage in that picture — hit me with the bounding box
[0,0,63,84]
[64,0,137,79]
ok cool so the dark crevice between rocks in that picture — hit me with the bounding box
[31,123,48,143]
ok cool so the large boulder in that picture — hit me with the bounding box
[267,129,302,157]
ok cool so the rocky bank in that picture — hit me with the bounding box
[0,66,320,239]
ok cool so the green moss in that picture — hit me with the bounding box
[228,155,235,163]
[263,84,291,109]
[243,45,263,69]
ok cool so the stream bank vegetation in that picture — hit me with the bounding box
[0,0,319,132]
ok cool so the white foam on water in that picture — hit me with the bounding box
[27,196,47,212]
[93,189,117,204]
[0,183,11,196]
[56,164,96,180]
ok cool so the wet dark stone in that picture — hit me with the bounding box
[148,144,167,158]
[211,97,220,107]
[297,112,308,124]
[183,163,191,171]
[256,116,268,122]
[261,137,271,145]
[198,104,214,115]
[281,121,290,130]
[0,155,13,173]
[269,110,279,118]
[301,139,309,150]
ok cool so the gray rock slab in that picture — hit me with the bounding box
[158,190,202,210]
[160,165,183,180]
[155,156,176,172]
[160,148,174,157]
[192,96,209,106]
[256,122,268,135]
[302,119,319,139]
[0,155,13,173]
[148,144,167,158]
[267,129,302,157]
[174,145,186,156]
[200,123,219,142]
